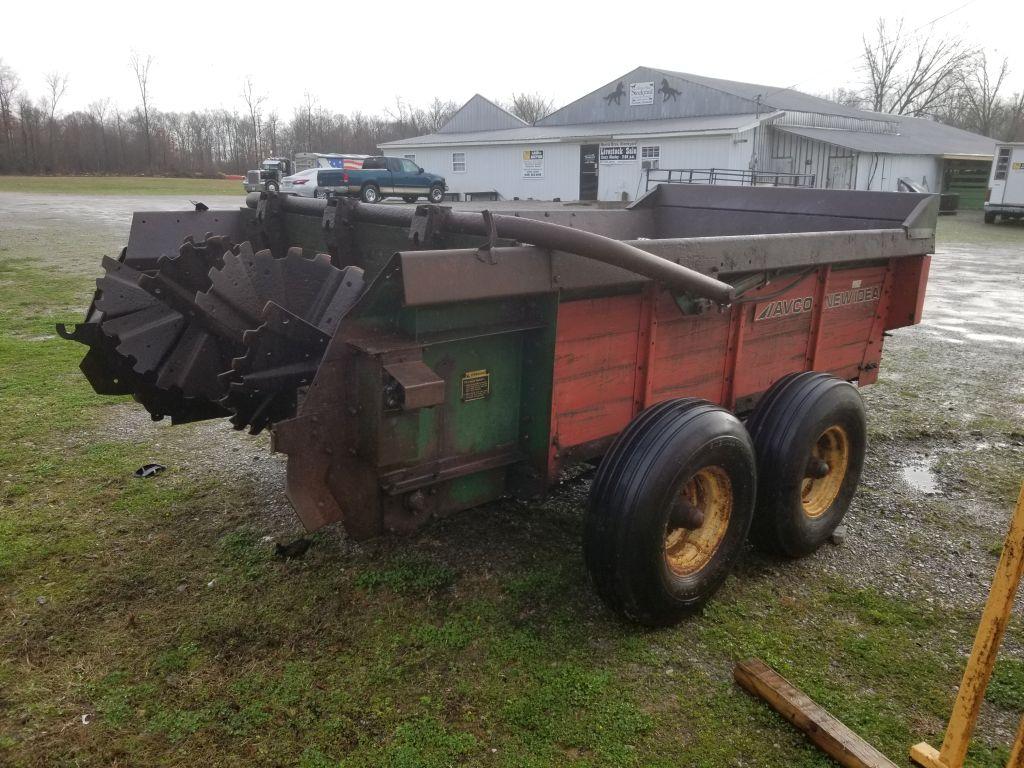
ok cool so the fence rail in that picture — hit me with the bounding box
[645,168,817,192]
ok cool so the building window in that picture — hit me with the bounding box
[641,145,660,170]
[403,153,416,162]
[995,146,1011,180]
[452,152,466,173]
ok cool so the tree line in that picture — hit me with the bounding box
[0,51,557,178]
[0,59,462,177]
[1,18,1020,178]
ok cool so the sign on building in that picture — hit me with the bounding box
[599,142,638,164]
[522,149,544,179]
[629,82,655,106]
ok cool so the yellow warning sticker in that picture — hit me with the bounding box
[461,369,490,402]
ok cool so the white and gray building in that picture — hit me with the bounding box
[380,66,995,203]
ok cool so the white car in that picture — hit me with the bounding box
[280,168,345,198]
[279,159,365,198]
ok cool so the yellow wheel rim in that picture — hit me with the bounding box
[664,466,733,576]
[801,425,849,519]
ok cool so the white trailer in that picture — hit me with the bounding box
[985,143,1024,223]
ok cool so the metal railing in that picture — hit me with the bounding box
[645,168,817,192]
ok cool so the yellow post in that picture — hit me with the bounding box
[910,482,1024,768]
[1005,713,1024,768]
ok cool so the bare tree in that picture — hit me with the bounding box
[504,92,554,125]
[264,110,279,156]
[860,18,976,116]
[296,91,317,152]
[43,71,68,167]
[0,59,19,156]
[959,53,1009,137]
[44,72,68,121]
[17,95,40,171]
[130,52,154,171]
[1007,90,1024,141]
[87,99,110,168]
[819,87,866,109]
[422,97,458,133]
[112,105,127,171]
[386,96,421,134]
[241,76,266,163]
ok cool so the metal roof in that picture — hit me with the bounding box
[776,116,995,157]
[380,113,768,148]
[437,94,528,134]
[385,66,994,159]
[655,69,891,123]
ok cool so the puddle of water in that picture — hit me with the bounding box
[901,457,939,494]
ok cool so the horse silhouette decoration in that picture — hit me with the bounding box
[658,78,681,102]
[603,82,625,106]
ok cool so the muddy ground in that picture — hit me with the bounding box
[2,190,1023,766]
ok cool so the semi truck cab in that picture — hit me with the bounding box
[244,157,294,193]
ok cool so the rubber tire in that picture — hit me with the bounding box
[428,186,444,203]
[402,195,419,203]
[584,398,757,626]
[266,181,279,193]
[984,211,997,224]
[361,184,380,203]
[746,372,867,558]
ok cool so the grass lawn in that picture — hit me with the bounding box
[0,175,243,196]
[1,207,1023,767]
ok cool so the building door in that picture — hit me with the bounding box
[579,144,599,200]
[826,156,855,189]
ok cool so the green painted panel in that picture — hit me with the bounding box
[411,298,531,338]
[424,333,523,457]
[446,468,507,508]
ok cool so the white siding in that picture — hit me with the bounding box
[383,131,760,203]
[383,143,581,200]
[597,134,746,201]
[730,128,758,168]
[856,153,941,191]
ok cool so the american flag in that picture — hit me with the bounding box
[326,157,365,170]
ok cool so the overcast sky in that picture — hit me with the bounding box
[2,0,1021,119]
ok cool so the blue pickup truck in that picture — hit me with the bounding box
[335,156,447,203]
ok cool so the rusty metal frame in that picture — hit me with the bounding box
[247,193,736,304]
[321,196,359,266]
[246,190,287,256]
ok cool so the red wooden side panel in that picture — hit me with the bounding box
[886,255,931,330]
[548,258,914,475]
[732,272,819,402]
[549,294,642,451]
[813,265,890,383]
[649,291,731,404]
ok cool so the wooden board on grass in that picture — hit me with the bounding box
[734,658,899,768]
